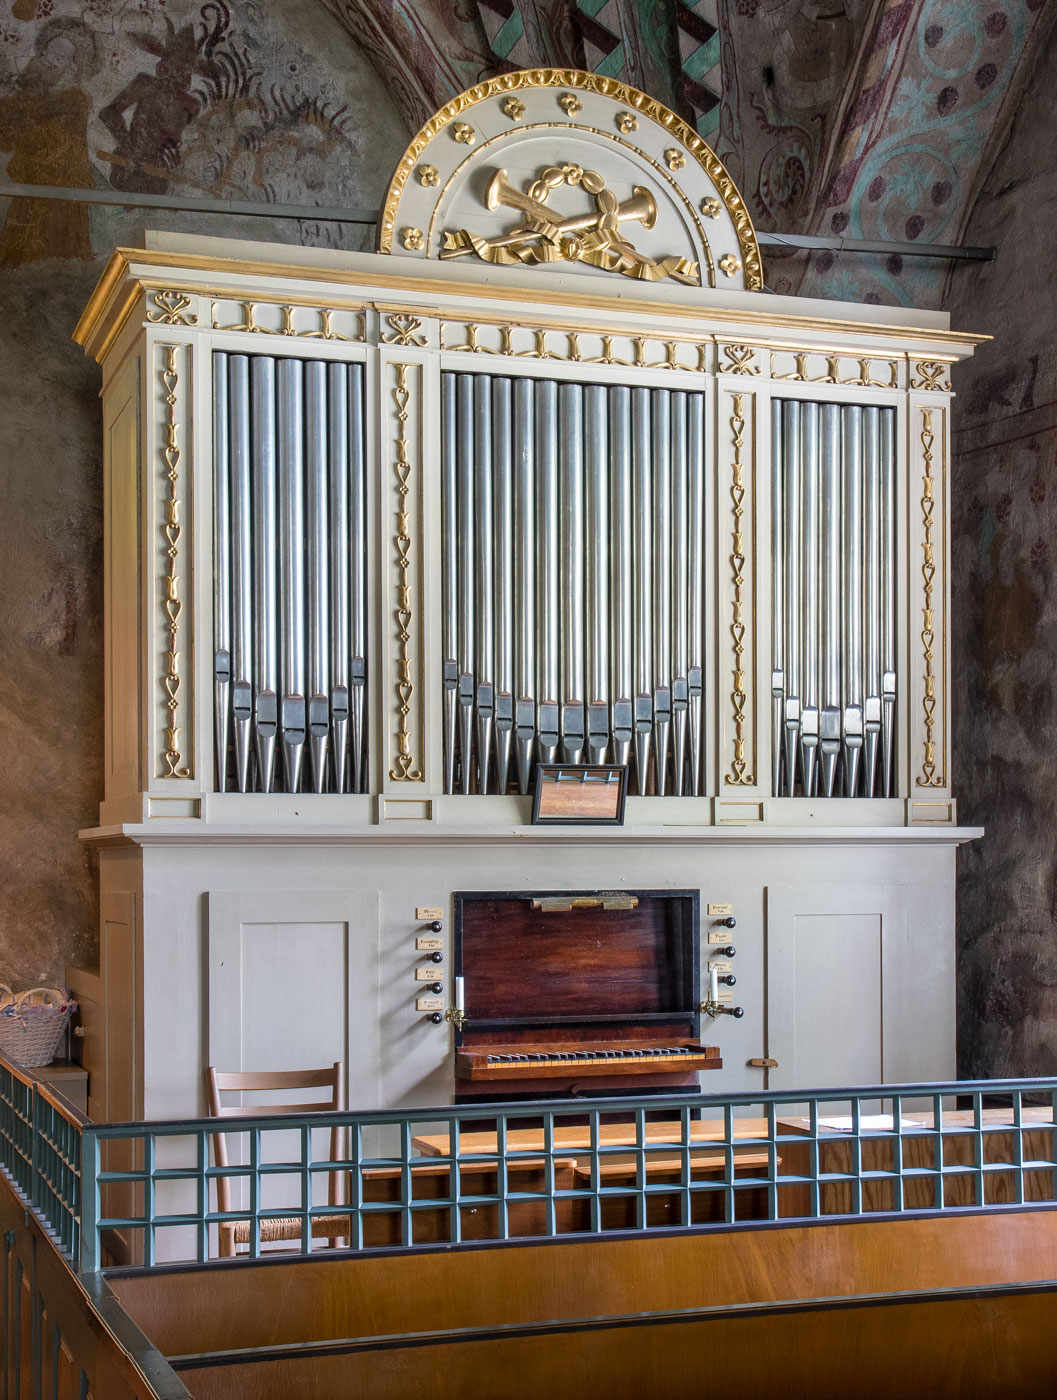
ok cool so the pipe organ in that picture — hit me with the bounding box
[70,70,982,1159]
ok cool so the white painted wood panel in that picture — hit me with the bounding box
[765,883,908,1092]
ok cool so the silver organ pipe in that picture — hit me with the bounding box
[559,383,585,765]
[228,355,253,794]
[513,377,537,793]
[277,358,307,794]
[327,363,350,795]
[492,378,515,796]
[536,380,560,766]
[651,390,672,795]
[862,406,882,797]
[819,404,842,798]
[584,385,609,765]
[251,356,279,793]
[456,374,476,793]
[842,404,864,796]
[609,385,633,772]
[880,407,897,797]
[770,397,784,799]
[213,354,231,792]
[670,391,688,795]
[305,361,330,794]
[631,387,654,793]
[772,399,898,798]
[686,394,705,796]
[782,400,802,796]
[440,372,709,798]
[441,372,458,794]
[213,353,368,794]
[474,376,495,792]
[347,364,367,794]
[799,403,820,797]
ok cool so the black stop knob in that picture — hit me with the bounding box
[429,951,444,964]
[719,945,736,959]
[429,1012,443,1024]
[719,974,736,987]
[731,1006,744,1018]
[428,981,444,995]
[717,916,736,929]
[428,920,443,933]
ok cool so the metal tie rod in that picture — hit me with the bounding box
[0,184,996,260]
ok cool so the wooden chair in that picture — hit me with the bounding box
[206,1063,350,1258]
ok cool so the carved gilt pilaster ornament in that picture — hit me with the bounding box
[378,69,761,292]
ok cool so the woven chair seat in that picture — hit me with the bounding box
[230,1212,351,1243]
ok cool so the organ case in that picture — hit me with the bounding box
[71,69,982,1149]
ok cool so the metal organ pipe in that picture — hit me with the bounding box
[880,407,897,797]
[492,378,514,794]
[609,385,633,771]
[441,372,458,794]
[651,390,672,795]
[559,383,585,764]
[347,364,367,794]
[842,405,864,796]
[305,361,330,794]
[228,355,253,795]
[819,404,842,798]
[799,402,820,797]
[670,392,689,795]
[782,400,802,796]
[513,377,537,793]
[277,358,307,793]
[213,354,231,792]
[474,376,495,792]
[536,379,560,766]
[631,387,654,793]
[250,356,278,793]
[584,385,609,765]
[213,353,368,796]
[687,393,705,796]
[770,398,784,799]
[327,363,350,795]
[456,374,476,793]
[862,406,882,796]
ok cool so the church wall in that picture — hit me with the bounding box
[945,12,1057,1077]
[0,0,408,988]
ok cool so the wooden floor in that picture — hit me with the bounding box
[109,1208,1057,1399]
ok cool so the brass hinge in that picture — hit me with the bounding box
[748,1057,778,1069]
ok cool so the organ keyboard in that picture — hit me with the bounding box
[454,890,719,1099]
[457,1040,722,1081]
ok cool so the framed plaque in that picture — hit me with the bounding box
[530,765,628,825]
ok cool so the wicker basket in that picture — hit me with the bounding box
[0,987,77,1068]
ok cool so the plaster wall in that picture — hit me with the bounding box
[945,12,1057,1077]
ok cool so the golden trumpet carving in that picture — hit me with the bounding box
[441,164,699,287]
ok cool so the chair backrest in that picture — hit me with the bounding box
[206,1063,347,1223]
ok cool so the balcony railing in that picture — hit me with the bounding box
[1,1056,1055,1273]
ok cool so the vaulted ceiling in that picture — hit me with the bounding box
[320,0,1055,306]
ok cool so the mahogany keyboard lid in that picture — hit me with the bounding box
[454,890,699,1025]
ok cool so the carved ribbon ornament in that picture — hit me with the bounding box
[441,165,699,287]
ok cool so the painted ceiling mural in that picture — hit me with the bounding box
[320,0,1051,308]
[1,0,1050,304]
